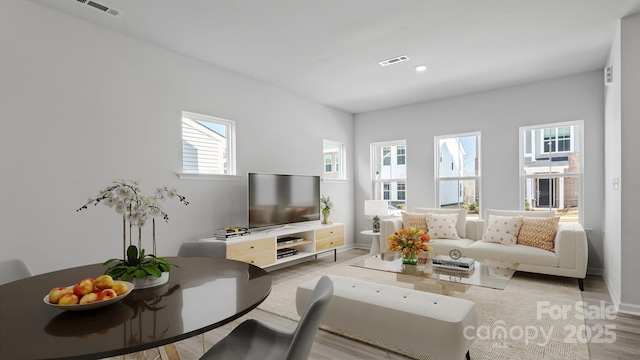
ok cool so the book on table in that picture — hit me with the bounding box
[432,255,475,270]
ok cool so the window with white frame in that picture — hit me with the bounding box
[520,121,582,223]
[435,132,481,217]
[323,140,345,179]
[372,140,406,209]
[181,111,236,175]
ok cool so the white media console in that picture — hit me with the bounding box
[199,222,345,268]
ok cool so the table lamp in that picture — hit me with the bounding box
[364,200,389,233]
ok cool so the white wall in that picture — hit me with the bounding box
[603,22,622,311]
[0,0,354,274]
[354,72,605,268]
[619,12,640,314]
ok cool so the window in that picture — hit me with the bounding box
[435,132,481,218]
[397,145,406,165]
[542,126,573,153]
[521,121,582,223]
[323,140,345,179]
[324,155,332,173]
[181,111,236,175]
[372,140,407,208]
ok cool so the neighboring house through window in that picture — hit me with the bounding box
[435,132,481,217]
[323,140,345,180]
[520,121,582,222]
[372,140,407,209]
[181,111,236,175]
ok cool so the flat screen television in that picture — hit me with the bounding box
[248,173,320,229]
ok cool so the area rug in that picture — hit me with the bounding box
[258,255,590,360]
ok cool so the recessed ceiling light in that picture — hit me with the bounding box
[415,65,428,72]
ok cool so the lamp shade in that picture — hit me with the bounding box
[364,200,389,216]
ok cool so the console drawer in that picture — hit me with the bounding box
[316,236,344,252]
[316,226,344,241]
[227,237,275,259]
[232,250,276,267]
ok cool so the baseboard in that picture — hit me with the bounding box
[602,272,622,313]
[618,302,640,317]
[587,266,603,276]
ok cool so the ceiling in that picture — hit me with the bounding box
[29,0,640,114]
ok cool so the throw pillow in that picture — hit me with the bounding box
[425,213,460,239]
[401,212,428,232]
[482,215,524,246]
[517,217,560,252]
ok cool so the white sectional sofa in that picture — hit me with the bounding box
[380,208,588,290]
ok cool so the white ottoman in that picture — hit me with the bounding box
[296,275,476,360]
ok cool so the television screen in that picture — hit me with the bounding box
[248,173,320,229]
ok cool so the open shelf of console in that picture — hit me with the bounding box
[199,223,344,268]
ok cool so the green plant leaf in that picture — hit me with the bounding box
[127,245,139,266]
[134,269,148,279]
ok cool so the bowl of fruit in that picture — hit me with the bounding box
[44,275,134,311]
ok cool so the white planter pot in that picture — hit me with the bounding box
[131,272,169,290]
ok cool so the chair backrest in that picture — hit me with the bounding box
[177,241,227,258]
[0,258,33,286]
[286,275,334,360]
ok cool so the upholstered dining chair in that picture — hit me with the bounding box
[177,241,227,258]
[172,240,229,356]
[200,275,334,360]
[0,258,33,286]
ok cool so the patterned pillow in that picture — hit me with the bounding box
[482,215,523,246]
[401,212,428,232]
[517,217,559,252]
[426,213,459,239]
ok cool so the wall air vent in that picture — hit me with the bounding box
[76,0,120,16]
[604,66,613,86]
[379,54,410,67]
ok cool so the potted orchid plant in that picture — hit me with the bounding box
[77,179,188,286]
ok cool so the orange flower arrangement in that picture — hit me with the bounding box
[386,227,432,264]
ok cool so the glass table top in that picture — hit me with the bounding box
[351,252,518,291]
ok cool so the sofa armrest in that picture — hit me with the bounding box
[380,217,404,245]
[555,222,588,277]
[465,219,484,241]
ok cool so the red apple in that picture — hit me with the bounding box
[58,293,79,305]
[95,275,114,290]
[110,282,128,296]
[48,287,73,304]
[79,292,99,304]
[73,278,95,296]
[98,288,117,301]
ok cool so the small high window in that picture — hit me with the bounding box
[323,140,346,179]
[181,111,236,175]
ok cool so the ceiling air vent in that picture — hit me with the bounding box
[379,54,409,67]
[76,0,120,16]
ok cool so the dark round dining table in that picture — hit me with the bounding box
[0,257,272,360]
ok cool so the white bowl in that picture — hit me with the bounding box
[43,281,134,311]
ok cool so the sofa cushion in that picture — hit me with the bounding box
[481,215,523,246]
[429,239,476,256]
[414,208,466,238]
[426,213,460,239]
[465,241,559,267]
[401,212,428,232]
[517,217,560,252]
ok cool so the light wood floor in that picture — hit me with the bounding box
[108,249,640,360]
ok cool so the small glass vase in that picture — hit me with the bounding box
[322,211,331,224]
[401,252,418,265]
